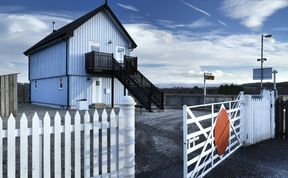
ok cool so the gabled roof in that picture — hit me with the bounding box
[24,3,137,56]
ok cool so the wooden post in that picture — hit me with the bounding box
[5,76,9,117]
[285,100,288,140]
[0,76,4,117]
[13,74,18,115]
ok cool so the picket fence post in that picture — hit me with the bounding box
[118,96,136,178]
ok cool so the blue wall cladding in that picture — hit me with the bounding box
[31,77,67,106]
[30,41,66,80]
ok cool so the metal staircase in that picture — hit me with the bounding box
[85,51,164,111]
[113,57,164,111]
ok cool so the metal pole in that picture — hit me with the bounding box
[204,73,206,96]
[261,35,264,89]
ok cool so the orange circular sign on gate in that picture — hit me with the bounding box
[214,106,230,155]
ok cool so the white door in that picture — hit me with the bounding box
[92,78,102,103]
[115,46,125,63]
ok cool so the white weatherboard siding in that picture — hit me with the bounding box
[69,76,92,107]
[30,41,66,80]
[102,77,124,105]
[31,77,67,106]
[69,76,124,107]
[68,10,130,107]
[68,11,130,75]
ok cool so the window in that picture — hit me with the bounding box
[59,77,63,89]
[116,46,125,63]
[34,80,37,89]
[89,41,100,52]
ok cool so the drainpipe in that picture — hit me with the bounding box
[28,56,31,103]
[64,38,70,109]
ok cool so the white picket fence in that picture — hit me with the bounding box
[0,96,136,178]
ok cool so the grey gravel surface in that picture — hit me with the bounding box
[135,109,288,178]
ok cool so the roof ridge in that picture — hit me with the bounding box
[24,3,136,56]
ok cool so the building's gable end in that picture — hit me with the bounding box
[24,4,136,56]
[68,11,130,75]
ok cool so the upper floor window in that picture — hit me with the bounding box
[115,46,125,63]
[89,41,100,52]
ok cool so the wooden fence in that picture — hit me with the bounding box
[165,93,237,108]
[0,73,18,117]
[0,96,136,178]
[275,96,288,140]
[18,83,30,103]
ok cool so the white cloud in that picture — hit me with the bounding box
[8,15,48,33]
[1,10,287,86]
[125,23,288,84]
[179,0,211,16]
[116,3,139,12]
[0,13,71,82]
[157,18,213,29]
[188,18,213,28]
[222,0,288,29]
[273,27,288,31]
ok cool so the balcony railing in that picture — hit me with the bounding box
[124,55,138,74]
[85,51,113,72]
[85,51,138,74]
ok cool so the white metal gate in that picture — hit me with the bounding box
[183,92,244,178]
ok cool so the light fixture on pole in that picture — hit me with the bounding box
[259,34,272,89]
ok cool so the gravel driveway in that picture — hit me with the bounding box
[135,109,288,178]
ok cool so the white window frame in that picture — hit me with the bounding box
[89,41,100,52]
[115,46,125,63]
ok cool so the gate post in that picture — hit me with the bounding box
[270,91,275,138]
[243,95,253,145]
[119,96,136,177]
[239,93,245,143]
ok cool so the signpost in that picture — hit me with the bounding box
[253,67,272,80]
[204,73,214,97]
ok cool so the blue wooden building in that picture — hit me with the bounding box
[24,3,163,111]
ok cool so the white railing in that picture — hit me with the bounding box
[0,96,136,178]
[183,92,244,178]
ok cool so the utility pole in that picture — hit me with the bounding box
[258,34,272,89]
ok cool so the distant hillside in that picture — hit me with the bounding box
[242,82,288,95]
[162,82,288,95]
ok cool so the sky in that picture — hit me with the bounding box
[0,0,288,86]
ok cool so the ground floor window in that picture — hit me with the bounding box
[59,77,63,89]
[34,80,37,89]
